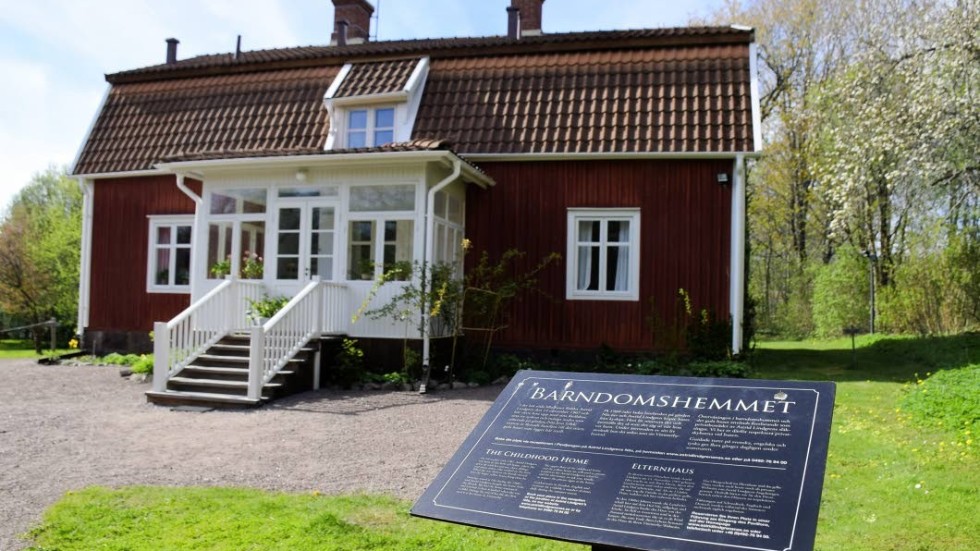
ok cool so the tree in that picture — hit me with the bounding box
[0,167,81,351]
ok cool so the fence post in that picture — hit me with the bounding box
[247,325,264,400]
[152,321,168,392]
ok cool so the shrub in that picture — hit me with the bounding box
[130,355,154,374]
[812,245,869,337]
[331,338,365,389]
[686,360,752,378]
[902,365,979,434]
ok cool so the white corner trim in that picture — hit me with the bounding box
[71,85,111,176]
[730,155,747,354]
[402,57,430,142]
[76,178,94,336]
[749,42,763,153]
[324,63,353,102]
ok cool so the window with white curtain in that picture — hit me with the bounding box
[566,209,640,301]
[147,215,193,293]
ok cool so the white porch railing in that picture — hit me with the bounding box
[152,279,264,392]
[247,281,348,400]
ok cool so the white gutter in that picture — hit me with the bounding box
[730,154,747,355]
[465,151,763,162]
[73,168,168,180]
[420,158,462,392]
[76,178,94,340]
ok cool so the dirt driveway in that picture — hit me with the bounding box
[0,359,500,550]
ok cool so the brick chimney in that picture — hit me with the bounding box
[511,0,545,36]
[331,0,374,44]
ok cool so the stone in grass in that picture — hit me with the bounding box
[492,376,510,385]
[119,368,133,377]
[451,381,468,390]
[366,382,382,391]
[380,381,398,391]
[129,373,149,383]
[401,383,413,392]
[467,381,480,388]
[436,383,451,391]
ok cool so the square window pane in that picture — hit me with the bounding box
[350,220,374,242]
[349,110,368,129]
[579,220,600,243]
[608,220,630,243]
[278,233,299,255]
[156,226,171,245]
[311,207,334,230]
[348,244,374,280]
[279,208,301,231]
[448,196,463,224]
[311,233,334,255]
[374,130,394,146]
[311,257,332,279]
[375,108,394,128]
[176,226,192,244]
[277,258,299,280]
[348,131,367,149]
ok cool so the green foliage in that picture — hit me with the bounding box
[902,365,979,435]
[646,289,733,358]
[247,295,290,321]
[25,487,582,551]
[331,338,365,389]
[880,227,980,335]
[491,353,541,377]
[130,355,154,374]
[0,167,81,351]
[811,245,869,337]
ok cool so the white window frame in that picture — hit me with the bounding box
[147,215,194,293]
[345,106,396,149]
[566,208,641,301]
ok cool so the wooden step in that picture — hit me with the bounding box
[196,354,249,363]
[145,390,263,408]
[169,377,283,389]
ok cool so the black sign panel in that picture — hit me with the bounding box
[412,371,835,551]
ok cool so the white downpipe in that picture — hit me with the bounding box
[76,178,94,340]
[730,155,747,355]
[175,172,202,204]
[422,159,462,374]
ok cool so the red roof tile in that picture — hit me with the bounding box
[335,58,420,97]
[74,27,757,175]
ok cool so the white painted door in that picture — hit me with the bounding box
[274,199,338,291]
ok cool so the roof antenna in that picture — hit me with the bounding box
[371,0,381,41]
[235,34,242,60]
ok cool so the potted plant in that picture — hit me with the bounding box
[210,256,231,278]
[247,295,290,325]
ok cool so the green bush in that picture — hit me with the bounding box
[812,245,869,337]
[687,360,752,378]
[330,338,364,389]
[902,364,979,434]
[879,228,980,335]
[130,355,154,374]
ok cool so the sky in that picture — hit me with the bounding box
[0,0,729,210]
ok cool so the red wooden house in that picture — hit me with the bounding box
[72,0,760,405]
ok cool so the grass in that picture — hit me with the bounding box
[0,339,74,359]
[25,488,584,551]
[752,333,979,551]
[22,334,980,550]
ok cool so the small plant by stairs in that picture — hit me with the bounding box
[146,333,318,408]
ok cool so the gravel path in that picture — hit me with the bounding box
[0,359,501,550]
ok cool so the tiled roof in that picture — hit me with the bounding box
[159,138,452,162]
[74,27,756,175]
[417,45,753,154]
[335,58,420,97]
[75,67,336,175]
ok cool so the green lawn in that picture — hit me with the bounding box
[0,339,73,359]
[23,334,980,550]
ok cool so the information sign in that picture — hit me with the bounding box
[412,371,835,551]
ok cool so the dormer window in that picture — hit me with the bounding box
[323,57,430,151]
[348,107,395,148]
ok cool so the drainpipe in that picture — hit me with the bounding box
[730,154,746,356]
[174,173,205,300]
[76,178,94,344]
[419,158,462,393]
